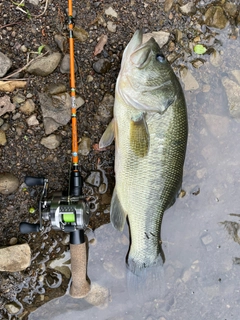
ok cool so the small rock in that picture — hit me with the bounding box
[78,136,92,156]
[107,21,117,33]
[45,83,67,95]
[0,52,12,77]
[20,45,28,53]
[191,59,204,69]
[26,52,62,77]
[0,118,4,126]
[54,34,67,53]
[20,99,35,114]
[73,26,88,42]
[224,2,237,17]
[26,114,39,126]
[87,75,94,82]
[0,173,19,194]
[12,93,25,105]
[28,0,39,5]
[9,237,18,245]
[179,2,196,15]
[201,234,213,245]
[60,54,77,74]
[12,112,21,120]
[180,67,199,91]
[0,129,7,146]
[0,95,15,116]
[205,6,228,29]
[93,58,111,74]
[86,171,101,187]
[222,77,240,119]
[4,302,21,315]
[164,0,174,12]
[143,31,170,48]
[105,6,118,18]
[0,243,31,271]
[40,134,62,149]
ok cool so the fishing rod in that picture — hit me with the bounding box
[19,0,90,298]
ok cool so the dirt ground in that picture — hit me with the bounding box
[0,0,239,318]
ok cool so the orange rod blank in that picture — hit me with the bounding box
[68,0,78,166]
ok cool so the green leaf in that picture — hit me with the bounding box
[38,45,45,55]
[194,44,207,55]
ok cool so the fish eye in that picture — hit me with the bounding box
[156,53,165,63]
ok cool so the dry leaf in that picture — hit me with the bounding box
[0,80,27,92]
[94,35,108,56]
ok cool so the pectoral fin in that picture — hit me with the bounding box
[110,188,126,231]
[130,113,149,157]
[99,119,115,148]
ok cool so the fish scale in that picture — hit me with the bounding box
[99,30,188,274]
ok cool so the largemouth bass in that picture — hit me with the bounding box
[99,30,188,275]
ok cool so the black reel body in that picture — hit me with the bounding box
[20,174,90,240]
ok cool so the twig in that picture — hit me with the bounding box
[1,51,49,80]
[32,0,49,18]
[0,21,22,29]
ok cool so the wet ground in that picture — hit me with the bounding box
[0,0,240,319]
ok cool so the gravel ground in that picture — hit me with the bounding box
[0,0,239,319]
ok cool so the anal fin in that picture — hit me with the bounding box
[110,188,126,231]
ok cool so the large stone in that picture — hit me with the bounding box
[0,52,12,77]
[0,243,31,272]
[26,52,62,76]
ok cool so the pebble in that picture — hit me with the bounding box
[86,171,101,187]
[26,52,62,77]
[12,93,25,105]
[201,234,213,245]
[20,45,28,53]
[26,114,39,126]
[78,136,92,156]
[107,21,117,33]
[0,118,4,126]
[180,67,199,91]
[87,75,94,82]
[0,95,15,116]
[0,51,12,77]
[204,6,228,29]
[40,134,62,149]
[4,303,21,315]
[9,237,18,245]
[0,243,31,272]
[12,112,21,120]
[210,50,222,67]
[20,99,35,114]
[0,129,7,146]
[105,6,118,18]
[164,0,174,12]
[45,83,67,95]
[73,26,89,42]
[179,2,196,15]
[0,173,19,194]
[93,58,111,74]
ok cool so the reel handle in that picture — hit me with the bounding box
[19,222,40,234]
[25,176,45,186]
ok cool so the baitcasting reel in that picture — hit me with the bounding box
[20,171,90,239]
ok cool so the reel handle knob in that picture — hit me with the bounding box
[25,176,45,186]
[20,222,40,234]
